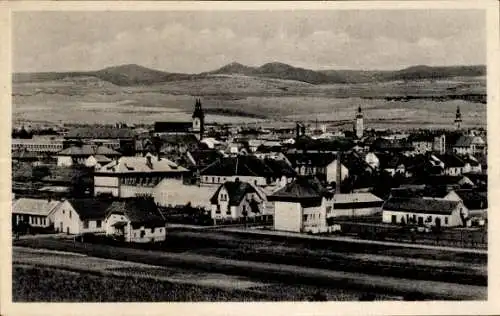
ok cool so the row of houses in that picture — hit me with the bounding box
[13,172,487,239]
[12,197,167,243]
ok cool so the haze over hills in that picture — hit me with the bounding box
[13,62,486,86]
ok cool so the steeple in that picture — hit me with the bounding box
[356,105,363,119]
[192,98,205,139]
[454,105,462,129]
[355,106,364,139]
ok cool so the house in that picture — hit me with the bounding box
[154,179,217,210]
[56,145,121,167]
[12,198,62,229]
[377,153,406,176]
[94,154,189,198]
[56,198,114,234]
[268,176,334,234]
[382,197,468,227]
[209,179,268,221]
[435,154,470,176]
[330,193,384,217]
[364,152,380,170]
[452,189,488,222]
[370,138,413,153]
[453,135,486,156]
[200,155,294,187]
[84,155,113,169]
[285,152,348,184]
[104,198,167,243]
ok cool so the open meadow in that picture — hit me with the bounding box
[12,74,486,129]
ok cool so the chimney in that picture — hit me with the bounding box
[336,151,342,193]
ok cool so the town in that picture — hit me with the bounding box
[12,98,487,242]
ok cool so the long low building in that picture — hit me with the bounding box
[381,197,468,228]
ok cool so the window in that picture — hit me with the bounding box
[152,227,156,233]
[69,211,72,219]
[391,215,397,224]
[217,177,220,183]
[159,228,162,233]
[62,210,65,215]
[226,207,231,215]
[445,217,449,225]
[83,220,89,229]
[303,215,308,222]
[216,205,221,214]
[96,220,102,228]
[212,177,215,183]
[326,206,332,214]
[140,230,146,238]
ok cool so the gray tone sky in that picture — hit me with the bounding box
[13,10,486,73]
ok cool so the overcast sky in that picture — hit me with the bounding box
[13,10,486,73]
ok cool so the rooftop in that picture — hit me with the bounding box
[383,197,461,215]
[12,198,62,216]
[97,154,188,174]
[66,127,135,139]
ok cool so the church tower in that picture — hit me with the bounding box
[454,106,462,130]
[192,98,205,139]
[355,106,364,139]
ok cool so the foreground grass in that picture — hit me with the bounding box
[13,265,364,302]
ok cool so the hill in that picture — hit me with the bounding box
[13,63,486,86]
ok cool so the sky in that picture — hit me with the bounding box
[13,10,486,73]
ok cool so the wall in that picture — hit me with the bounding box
[57,156,73,167]
[105,213,131,241]
[381,209,462,227]
[154,179,215,209]
[201,175,267,187]
[94,175,120,197]
[120,185,155,198]
[325,161,349,184]
[274,201,302,233]
[14,214,50,227]
[81,219,105,234]
[302,203,327,233]
[130,225,167,243]
[331,206,380,218]
[52,200,82,234]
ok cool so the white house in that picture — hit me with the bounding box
[94,154,189,198]
[52,198,114,234]
[382,197,468,228]
[209,179,268,221]
[268,177,334,234]
[12,198,62,229]
[105,198,167,243]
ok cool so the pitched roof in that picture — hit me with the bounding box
[97,155,188,174]
[383,197,461,215]
[12,150,41,160]
[200,155,274,177]
[263,158,296,177]
[12,198,62,216]
[187,150,224,168]
[436,154,466,168]
[66,127,134,139]
[454,189,487,210]
[268,176,332,206]
[454,136,474,147]
[333,193,383,204]
[106,198,165,225]
[67,198,114,220]
[154,122,192,133]
[210,181,259,206]
[371,138,413,151]
[58,145,121,157]
[285,152,337,168]
[160,134,199,146]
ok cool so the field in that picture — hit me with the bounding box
[13,232,487,300]
[12,74,486,129]
[11,247,402,302]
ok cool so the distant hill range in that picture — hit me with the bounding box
[13,62,486,86]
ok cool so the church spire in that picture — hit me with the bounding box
[454,105,462,129]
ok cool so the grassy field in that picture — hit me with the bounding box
[12,75,486,128]
[13,233,487,299]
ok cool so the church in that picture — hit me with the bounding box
[153,98,205,140]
